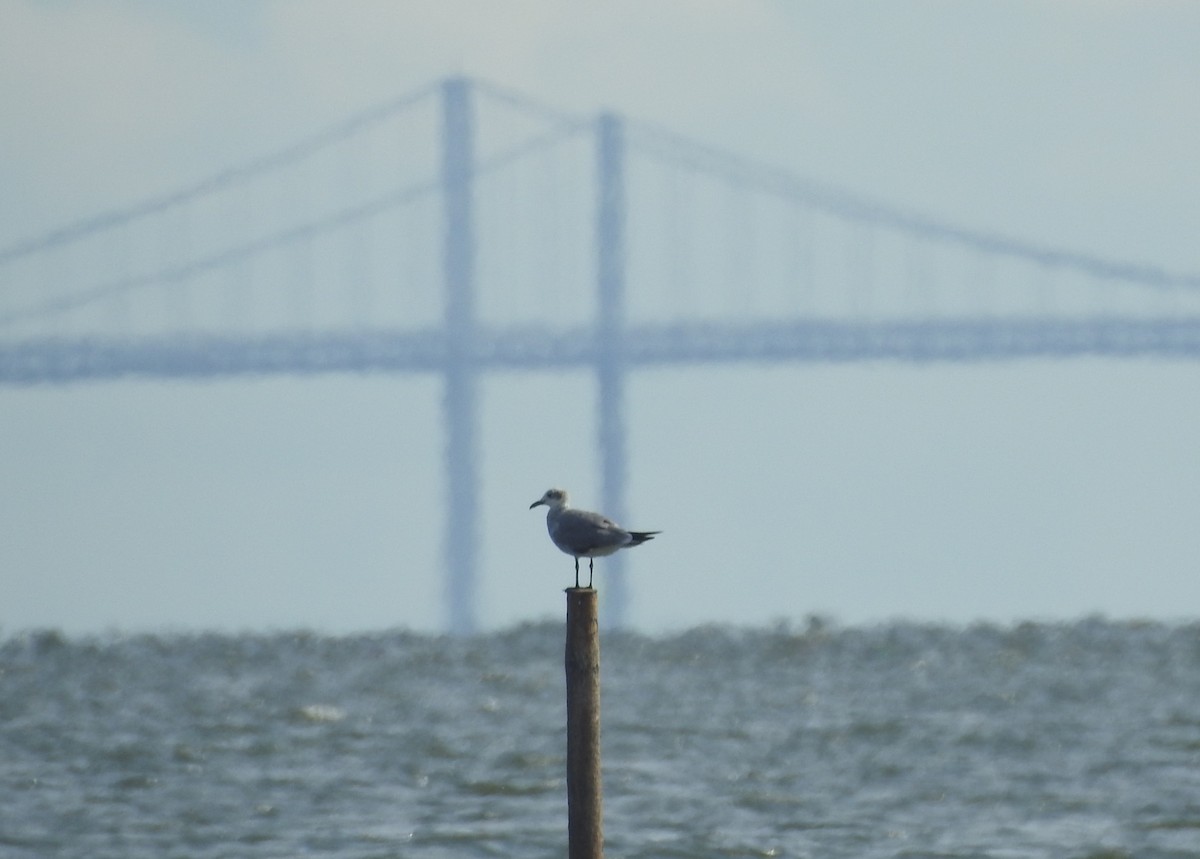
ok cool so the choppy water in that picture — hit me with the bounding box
[3,618,1200,858]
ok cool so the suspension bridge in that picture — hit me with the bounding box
[3,76,1199,633]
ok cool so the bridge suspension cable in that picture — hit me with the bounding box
[628,121,1200,291]
[0,82,441,266]
[0,107,588,330]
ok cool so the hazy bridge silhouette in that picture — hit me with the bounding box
[4,77,1200,633]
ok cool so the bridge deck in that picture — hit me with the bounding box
[4,316,1200,384]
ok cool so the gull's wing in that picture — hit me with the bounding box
[550,508,632,554]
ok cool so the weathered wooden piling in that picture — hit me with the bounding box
[565,586,603,859]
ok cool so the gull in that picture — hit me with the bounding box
[529,487,661,589]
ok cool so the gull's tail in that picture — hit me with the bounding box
[628,530,661,547]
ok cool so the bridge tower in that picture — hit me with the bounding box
[441,77,479,635]
[596,112,631,627]
[437,85,634,632]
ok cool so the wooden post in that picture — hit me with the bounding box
[565,587,603,858]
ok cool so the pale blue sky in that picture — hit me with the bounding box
[2,1,1199,634]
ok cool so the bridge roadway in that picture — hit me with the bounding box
[4,316,1200,384]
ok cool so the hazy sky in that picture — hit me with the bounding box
[2,1,1200,635]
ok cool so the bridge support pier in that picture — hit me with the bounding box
[596,112,629,629]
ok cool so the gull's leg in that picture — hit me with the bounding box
[574,556,580,589]
[588,557,594,589]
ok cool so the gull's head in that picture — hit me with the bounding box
[529,487,569,510]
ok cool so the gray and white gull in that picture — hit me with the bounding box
[529,488,661,588]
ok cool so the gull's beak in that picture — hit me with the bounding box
[529,498,544,509]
